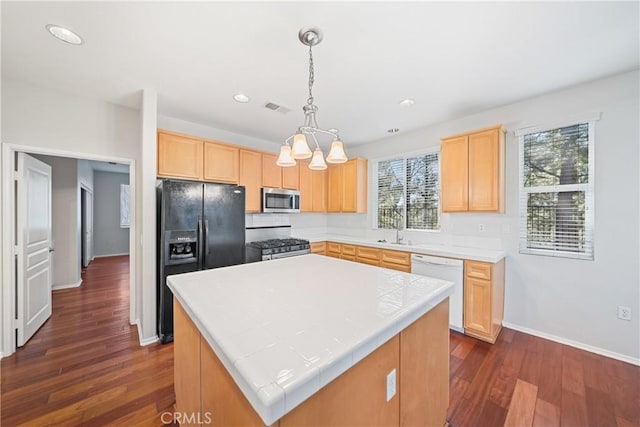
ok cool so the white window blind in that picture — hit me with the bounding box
[518,122,594,260]
[376,152,439,230]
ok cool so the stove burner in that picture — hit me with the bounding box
[245,238,311,262]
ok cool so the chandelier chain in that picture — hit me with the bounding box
[307,45,314,105]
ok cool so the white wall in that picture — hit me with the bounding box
[1,78,142,353]
[346,70,640,362]
[93,171,130,257]
[31,155,80,288]
[158,115,281,153]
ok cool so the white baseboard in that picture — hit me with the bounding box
[134,320,159,346]
[502,321,640,366]
[52,279,83,290]
[93,252,130,258]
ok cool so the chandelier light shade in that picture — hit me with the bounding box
[291,133,312,159]
[326,140,348,163]
[276,27,348,169]
[276,145,296,167]
[309,148,328,170]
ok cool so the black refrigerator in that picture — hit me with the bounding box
[157,179,246,343]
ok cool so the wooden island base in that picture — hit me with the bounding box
[174,298,450,427]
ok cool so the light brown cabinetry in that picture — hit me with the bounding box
[322,242,411,273]
[174,296,448,427]
[299,162,327,212]
[441,125,505,213]
[158,132,204,180]
[310,242,326,255]
[380,250,412,272]
[239,150,262,213]
[203,142,239,183]
[281,163,300,190]
[326,242,341,258]
[327,158,368,213]
[262,154,282,189]
[463,259,505,343]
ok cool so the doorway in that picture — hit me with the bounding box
[1,145,137,356]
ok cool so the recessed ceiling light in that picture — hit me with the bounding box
[45,24,83,45]
[233,93,250,103]
[388,128,400,134]
[399,98,415,107]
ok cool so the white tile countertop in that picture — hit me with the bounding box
[300,234,506,263]
[167,255,453,425]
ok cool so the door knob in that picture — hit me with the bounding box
[49,248,55,253]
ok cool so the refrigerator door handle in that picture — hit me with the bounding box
[204,217,210,256]
[197,216,204,269]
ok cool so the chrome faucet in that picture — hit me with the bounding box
[395,219,404,244]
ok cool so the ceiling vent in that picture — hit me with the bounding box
[264,102,291,114]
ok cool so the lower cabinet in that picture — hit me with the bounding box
[324,242,411,273]
[317,241,506,344]
[463,259,505,343]
[310,242,326,255]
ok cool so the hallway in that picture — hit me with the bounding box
[1,256,175,426]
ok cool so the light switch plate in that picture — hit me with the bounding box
[386,369,396,402]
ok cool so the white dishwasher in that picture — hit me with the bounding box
[411,254,464,332]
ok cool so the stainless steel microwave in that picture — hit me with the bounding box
[262,188,300,213]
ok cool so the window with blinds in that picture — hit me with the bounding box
[518,122,594,259]
[376,152,439,230]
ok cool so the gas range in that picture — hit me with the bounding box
[245,238,310,262]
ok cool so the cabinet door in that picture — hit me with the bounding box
[311,169,328,212]
[341,159,367,213]
[158,132,203,180]
[464,277,492,335]
[327,165,343,212]
[239,150,262,212]
[468,129,500,212]
[441,136,469,212]
[341,160,358,212]
[262,154,282,188]
[298,161,313,212]
[203,142,239,183]
[173,300,201,423]
[282,163,300,190]
[310,242,326,255]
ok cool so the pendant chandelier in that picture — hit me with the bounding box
[277,27,348,170]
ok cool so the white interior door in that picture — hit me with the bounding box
[17,153,53,346]
[82,189,93,267]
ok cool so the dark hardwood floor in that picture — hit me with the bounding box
[2,255,638,426]
[1,256,175,426]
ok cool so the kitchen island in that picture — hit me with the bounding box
[168,254,453,427]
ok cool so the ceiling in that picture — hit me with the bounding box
[89,160,129,174]
[2,2,638,149]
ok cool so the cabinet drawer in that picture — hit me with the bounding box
[341,245,356,256]
[340,254,356,262]
[356,246,380,261]
[380,250,411,266]
[310,242,326,255]
[357,257,380,267]
[465,261,492,280]
[380,261,411,273]
[327,242,341,254]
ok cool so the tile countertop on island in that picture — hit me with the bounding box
[300,234,506,263]
[167,255,454,425]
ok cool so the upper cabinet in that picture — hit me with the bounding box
[262,154,282,189]
[239,150,262,213]
[203,142,239,183]
[441,125,505,213]
[299,161,327,212]
[281,163,300,190]
[328,158,368,213]
[157,132,204,180]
